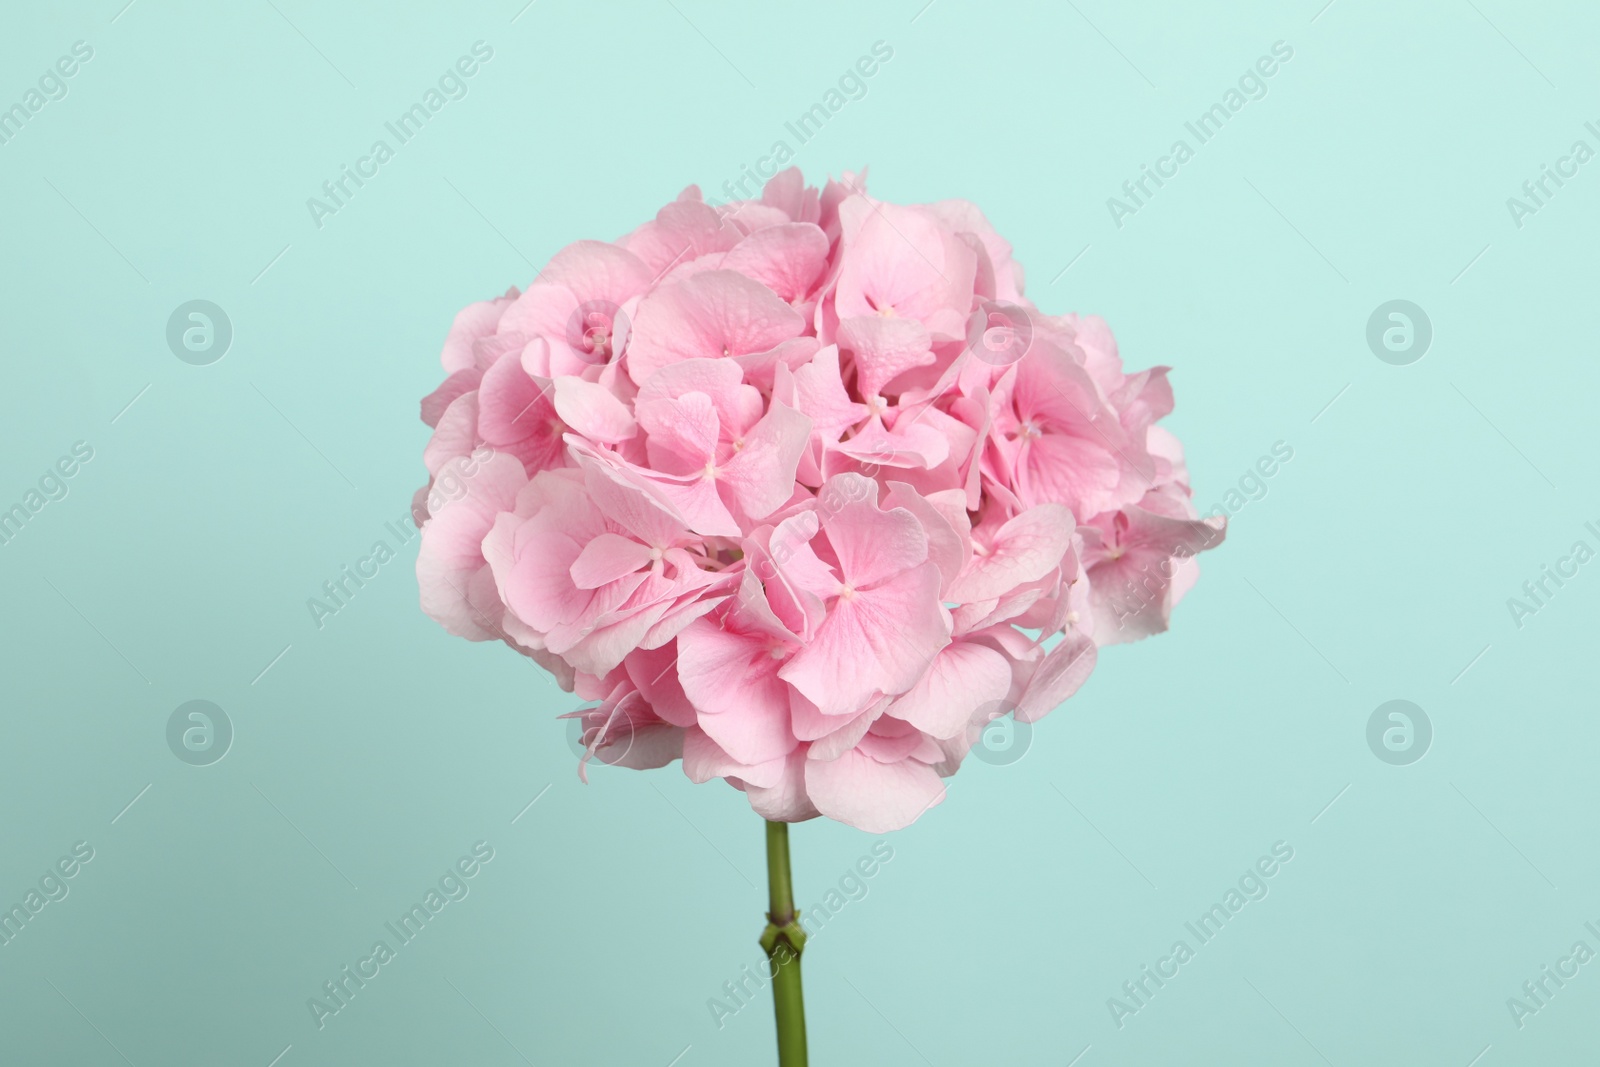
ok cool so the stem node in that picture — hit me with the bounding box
[763,820,808,1066]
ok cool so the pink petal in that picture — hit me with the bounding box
[622,199,744,278]
[637,391,720,473]
[804,749,945,832]
[819,476,928,590]
[837,316,934,399]
[624,644,698,728]
[691,675,796,767]
[682,727,788,788]
[732,336,821,391]
[804,704,882,761]
[575,454,696,548]
[677,621,761,709]
[553,375,637,444]
[884,483,970,596]
[542,240,653,301]
[424,391,481,475]
[491,519,590,634]
[440,290,517,374]
[791,344,869,440]
[742,749,821,822]
[830,416,950,472]
[570,532,655,589]
[478,349,552,446]
[634,472,742,539]
[721,400,812,523]
[855,720,927,764]
[834,197,976,338]
[635,357,761,434]
[627,271,804,385]
[421,369,482,428]
[720,223,829,303]
[778,562,948,716]
[891,641,1012,738]
[949,504,1075,603]
[1016,630,1098,722]
[760,167,820,225]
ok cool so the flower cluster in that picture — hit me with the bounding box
[414,169,1224,832]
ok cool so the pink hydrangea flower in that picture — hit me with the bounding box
[415,169,1224,832]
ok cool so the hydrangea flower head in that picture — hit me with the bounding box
[415,169,1224,832]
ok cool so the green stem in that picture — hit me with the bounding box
[761,820,808,1066]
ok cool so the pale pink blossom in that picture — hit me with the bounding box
[415,168,1225,832]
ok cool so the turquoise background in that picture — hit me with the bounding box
[2,0,1596,1063]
